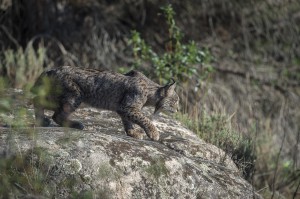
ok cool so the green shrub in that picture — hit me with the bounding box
[128,4,213,84]
[0,42,46,88]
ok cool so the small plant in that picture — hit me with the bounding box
[176,111,256,179]
[0,78,11,113]
[129,4,213,84]
[0,41,46,88]
[0,79,35,128]
[0,147,54,198]
[254,131,300,198]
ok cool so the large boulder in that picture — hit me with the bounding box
[0,90,261,198]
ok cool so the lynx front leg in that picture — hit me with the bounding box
[52,89,84,130]
[118,108,159,141]
[33,96,51,127]
[121,118,144,139]
[52,103,84,130]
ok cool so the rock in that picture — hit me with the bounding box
[0,91,261,198]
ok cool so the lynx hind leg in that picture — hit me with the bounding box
[33,96,51,127]
[121,118,144,139]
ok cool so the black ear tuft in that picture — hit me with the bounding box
[124,70,138,77]
[161,78,176,96]
[169,78,175,85]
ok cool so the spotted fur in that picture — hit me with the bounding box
[31,66,179,141]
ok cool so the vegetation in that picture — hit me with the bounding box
[128,5,213,84]
[130,5,255,180]
[0,0,299,198]
[176,112,255,179]
[0,42,46,88]
[0,147,53,198]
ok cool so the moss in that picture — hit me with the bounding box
[98,162,122,181]
[55,131,83,146]
[107,141,132,156]
[63,159,82,175]
[145,158,169,181]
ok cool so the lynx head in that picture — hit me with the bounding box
[154,79,179,115]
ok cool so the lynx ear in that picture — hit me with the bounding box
[163,78,176,95]
[169,78,175,85]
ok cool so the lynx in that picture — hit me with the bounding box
[31,66,179,141]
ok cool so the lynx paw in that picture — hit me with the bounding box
[70,122,84,130]
[127,129,144,139]
[36,117,51,127]
[148,130,160,141]
[69,121,84,130]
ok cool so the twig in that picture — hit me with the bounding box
[0,25,19,48]
[14,182,28,194]
[256,186,268,193]
[271,101,286,199]
[29,34,80,66]
[293,178,300,199]
[293,130,300,169]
